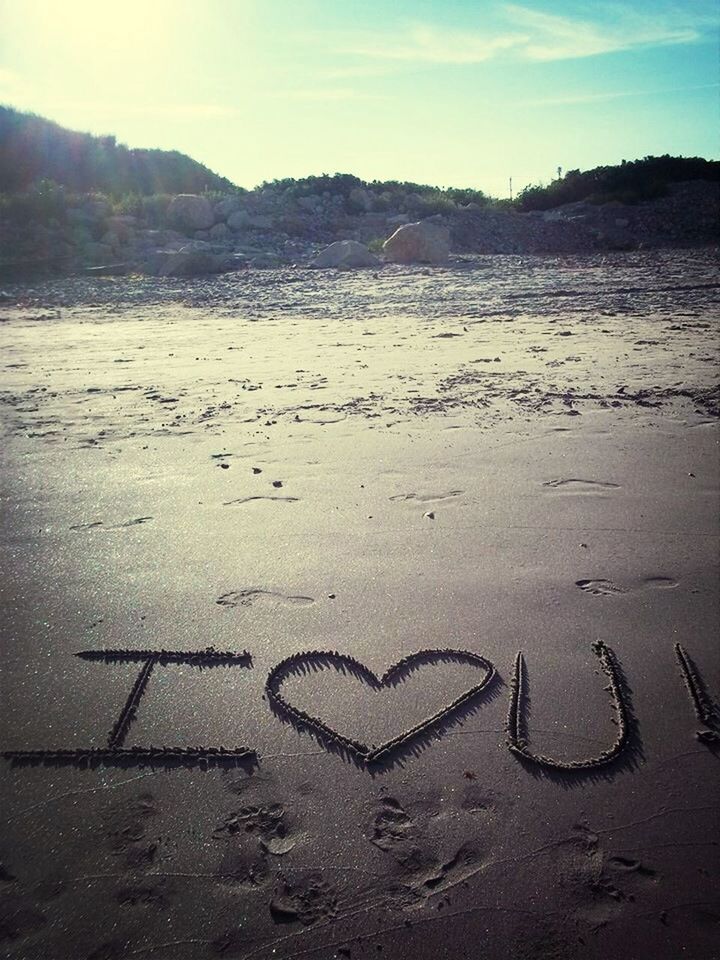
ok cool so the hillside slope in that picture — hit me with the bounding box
[0,105,237,195]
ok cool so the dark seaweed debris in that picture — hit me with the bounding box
[506,640,629,770]
[265,647,497,764]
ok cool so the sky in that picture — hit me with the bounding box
[0,0,718,196]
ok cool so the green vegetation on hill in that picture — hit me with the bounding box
[0,105,237,195]
[516,155,720,211]
[258,172,490,213]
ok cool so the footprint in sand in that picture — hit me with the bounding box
[641,576,679,589]
[549,825,659,928]
[576,579,625,596]
[223,496,299,506]
[269,872,338,925]
[576,576,678,596]
[543,478,620,491]
[70,517,153,531]
[110,517,154,529]
[368,796,483,903]
[114,880,174,909]
[102,792,160,870]
[211,803,296,894]
[216,589,314,608]
[389,490,463,503]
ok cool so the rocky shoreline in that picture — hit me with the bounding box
[1,179,717,281]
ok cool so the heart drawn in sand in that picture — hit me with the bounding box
[265,648,497,763]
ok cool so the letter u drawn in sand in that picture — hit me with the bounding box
[507,640,630,771]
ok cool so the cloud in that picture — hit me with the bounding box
[342,24,527,64]
[504,3,708,60]
[520,82,720,106]
[335,3,718,66]
[268,88,387,102]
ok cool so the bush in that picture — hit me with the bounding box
[0,179,69,225]
[515,156,720,211]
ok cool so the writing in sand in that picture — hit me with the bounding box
[2,642,716,771]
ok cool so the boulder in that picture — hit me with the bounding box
[147,243,230,277]
[227,209,274,231]
[82,199,110,221]
[103,216,136,245]
[348,187,373,212]
[209,222,231,242]
[214,197,242,220]
[383,221,450,264]
[247,214,274,230]
[83,242,114,264]
[167,194,215,233]
[227,209,251,231]
[311,240,379,269]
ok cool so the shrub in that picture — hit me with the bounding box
[515,156,720,211]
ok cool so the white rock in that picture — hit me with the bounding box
[311,240,379,269]
[383,220,450,264]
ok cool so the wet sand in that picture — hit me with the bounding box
[1,249,719,959]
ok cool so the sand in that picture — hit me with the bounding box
[1,248,719,959]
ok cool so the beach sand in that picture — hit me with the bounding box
[1,249,718,959]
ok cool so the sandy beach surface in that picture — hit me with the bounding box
[1,249,719,960]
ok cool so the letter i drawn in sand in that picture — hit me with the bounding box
[1,647,258,767]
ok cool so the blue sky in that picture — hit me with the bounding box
[0,0,718,196]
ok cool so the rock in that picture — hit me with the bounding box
[214,197,242,220]
[147,243,230,277]
[249,253,282,269]
[103,216,136,246]
[383,220,450,264]
[84,262,128,276]
[228,210,274,231]
[311,240,379,269]
[167,194,215,233]
[247,214,274,230]
[349,187,373,212]
[81,199,110,221]
[209,222,231,242]
[83,242,114,264]
[227,209,251,231]
[106,215,136,235]
[67,208,96,227]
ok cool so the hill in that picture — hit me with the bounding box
[516,155,720,211]
[0,105,237,195]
